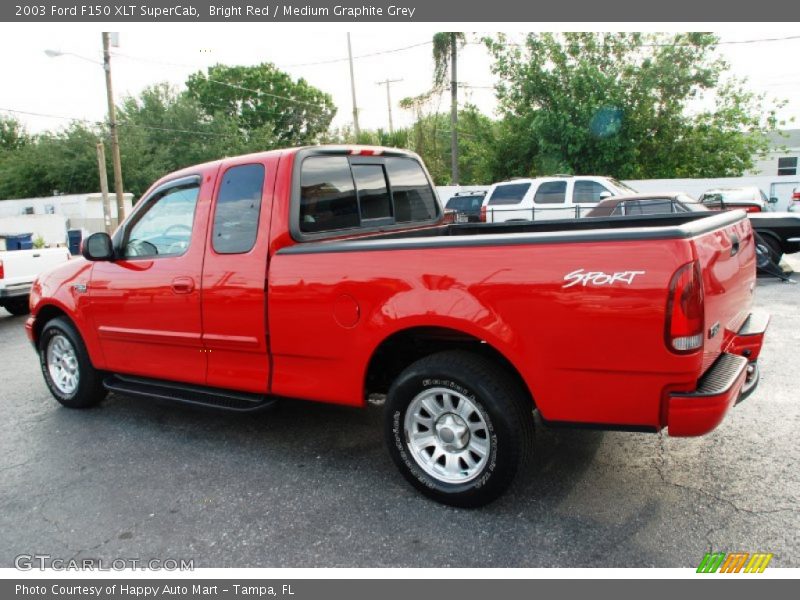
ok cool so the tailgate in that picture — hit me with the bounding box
[691,212,756,372]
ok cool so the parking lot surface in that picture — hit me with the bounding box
[1,259,798,568]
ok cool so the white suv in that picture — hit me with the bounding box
[480,176,637,223]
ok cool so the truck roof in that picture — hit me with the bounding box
[151,145,418,189]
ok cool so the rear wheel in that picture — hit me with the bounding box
[384,350,533,508]
[3,296,30,316]
[39,317,106,408]
[755,234,783,265]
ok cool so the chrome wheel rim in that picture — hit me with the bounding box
[403,387,491,484]
[46,334,80,395]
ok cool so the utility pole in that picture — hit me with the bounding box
[102,32,126,222]
[450,33,459,185]
[347,33,361,140]
[95,141,113,233]
[376,78,403,134]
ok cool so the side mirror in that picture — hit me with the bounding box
[599,191,613,200]
[81,232,115,261]
[769,197,779,204]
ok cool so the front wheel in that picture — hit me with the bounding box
[39,317,106,408]
[384,351,534,508]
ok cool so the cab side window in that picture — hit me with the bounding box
[212,164,265,254]
[573,181,610,204]
[124,181,200,259]
[534,181,567,204]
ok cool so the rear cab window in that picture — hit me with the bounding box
[446,195,484,211]
[297,153,439,236]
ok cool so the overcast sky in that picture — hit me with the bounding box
[1,23,798,137]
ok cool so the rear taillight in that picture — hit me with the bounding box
[744,206,761,213]
[480,206,487,222]
[665,261,704,353]
[0,259,4,279]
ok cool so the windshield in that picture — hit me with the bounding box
[676,194,709,212]
[609,178,638,194]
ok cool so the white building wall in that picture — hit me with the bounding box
[749,149,800,178]
[0,193,135,237]
[0,214,69,246]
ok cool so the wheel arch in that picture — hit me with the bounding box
[31,303,73,346]
[363,325,535,410]
[755,229,784,252]
[31,303,105,369]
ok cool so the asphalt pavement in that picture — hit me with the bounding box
[1,259,798,568]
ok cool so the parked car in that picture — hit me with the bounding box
[699,186,777,213]
[480,176,637,222]
[26,146,767,507]
[585,193,705,217]
[444,191,486,223]
[0,246,71,315]
[789,188,800,213]
[587,193,800,266]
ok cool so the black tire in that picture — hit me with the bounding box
[38,317,106,408]
[384,350,534,508]
[3,296,30,316]
[756,233,783,265]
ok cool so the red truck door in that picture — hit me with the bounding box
[200,157,276,393]
[88,174,213,385]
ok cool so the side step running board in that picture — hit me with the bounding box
[104,374,277,413]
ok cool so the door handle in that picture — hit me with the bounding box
[171,276,195,294]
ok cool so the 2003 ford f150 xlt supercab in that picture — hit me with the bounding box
[26,146,769,506]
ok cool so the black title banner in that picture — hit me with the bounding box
[4,0,800,22]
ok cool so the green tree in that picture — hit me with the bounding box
[0,121,100,199]
[185,63,336,146]
[115,83,245,195]
[485,32,783,179]
[0,116,29,151]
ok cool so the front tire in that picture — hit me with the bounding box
[39,317,106,408]
[3,296,30,316]
[384,351,533,508]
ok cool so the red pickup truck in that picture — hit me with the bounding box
[26,146,768,507]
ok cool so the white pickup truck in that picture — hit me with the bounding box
[0,247,71,315]
[480,175,637,222]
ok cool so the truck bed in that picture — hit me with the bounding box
[270,208,755,431]
[278,211,732,255]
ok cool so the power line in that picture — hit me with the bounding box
[112,40,433,73]
[283,40,433,67]
[196,78,328,109]
[0,108,236,139]
[478,33,800,49]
